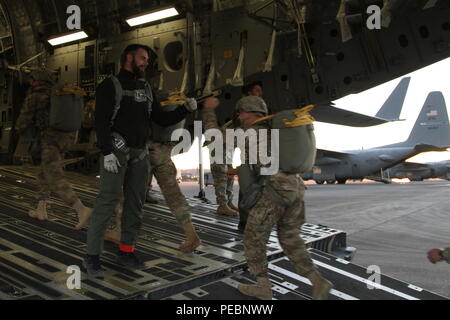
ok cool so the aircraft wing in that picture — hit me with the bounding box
[311,104,389,127]
[414,144,448,153]
[399,162,430,168]
[389,162,431,174]
[315,148,351,166]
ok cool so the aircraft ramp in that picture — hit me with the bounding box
[0,166,445,300]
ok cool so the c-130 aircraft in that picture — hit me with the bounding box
[302,91,450,184]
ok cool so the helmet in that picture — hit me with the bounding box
[235,96,268,115]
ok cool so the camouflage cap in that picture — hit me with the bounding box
[235,96,268,115]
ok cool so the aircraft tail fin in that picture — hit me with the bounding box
[375,77,410,120]
[403,92,450,148]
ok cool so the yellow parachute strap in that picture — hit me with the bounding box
[251,105,316,127]
[283,105,316,127]
[55,85,87,97]
[160,91,186,107]
[252,114,275,126]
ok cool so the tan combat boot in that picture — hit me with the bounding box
[28,200,48,221]
[179,222,202,253]
[104,227,121,244]
[216,204,238,216]
[238,277,273,300]
[73,200,92,230]
[308,271,333,300]
[104,203,122,244]
[228,201,239,212]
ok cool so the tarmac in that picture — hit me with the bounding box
[170,179,450,298]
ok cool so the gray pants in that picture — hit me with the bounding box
[87,148,150,255]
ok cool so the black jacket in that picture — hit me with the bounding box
[95,69,189,155]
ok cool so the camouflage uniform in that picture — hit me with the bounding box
[201,109,235,206]
[210,162,234,205]
[148,139,191,225]
[242,123,316,279]
[16,86,79,207]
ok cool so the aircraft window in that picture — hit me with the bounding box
[398,35,409,48]
[1,111,5,122]
[164,41,184,72]
[419,26,430,39]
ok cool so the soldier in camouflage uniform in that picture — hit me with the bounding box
[149,140,201,252]
[15,69,92,229]
[427,247,450,264]
[104,139,202,253]
[202,96,333,300]
[209,155,237,215]
[201,103,238,216]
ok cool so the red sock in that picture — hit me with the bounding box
[119,244,135,253]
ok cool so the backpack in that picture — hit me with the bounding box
[254,105,317,174]
[49,84,85,132]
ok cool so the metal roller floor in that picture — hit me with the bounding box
[0,166,441,300]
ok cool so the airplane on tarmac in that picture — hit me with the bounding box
[302,92,450,184]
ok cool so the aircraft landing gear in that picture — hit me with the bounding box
[326,180,336,185]
[337,179,347,184]
[315,180,324,185]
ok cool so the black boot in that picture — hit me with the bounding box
[83,255,105,279]
[117,251,146,270]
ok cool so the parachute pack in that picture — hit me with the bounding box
[238,105,317,211]
[50,84,86,132]
[49,84,86,132]
[253,105,317,174]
